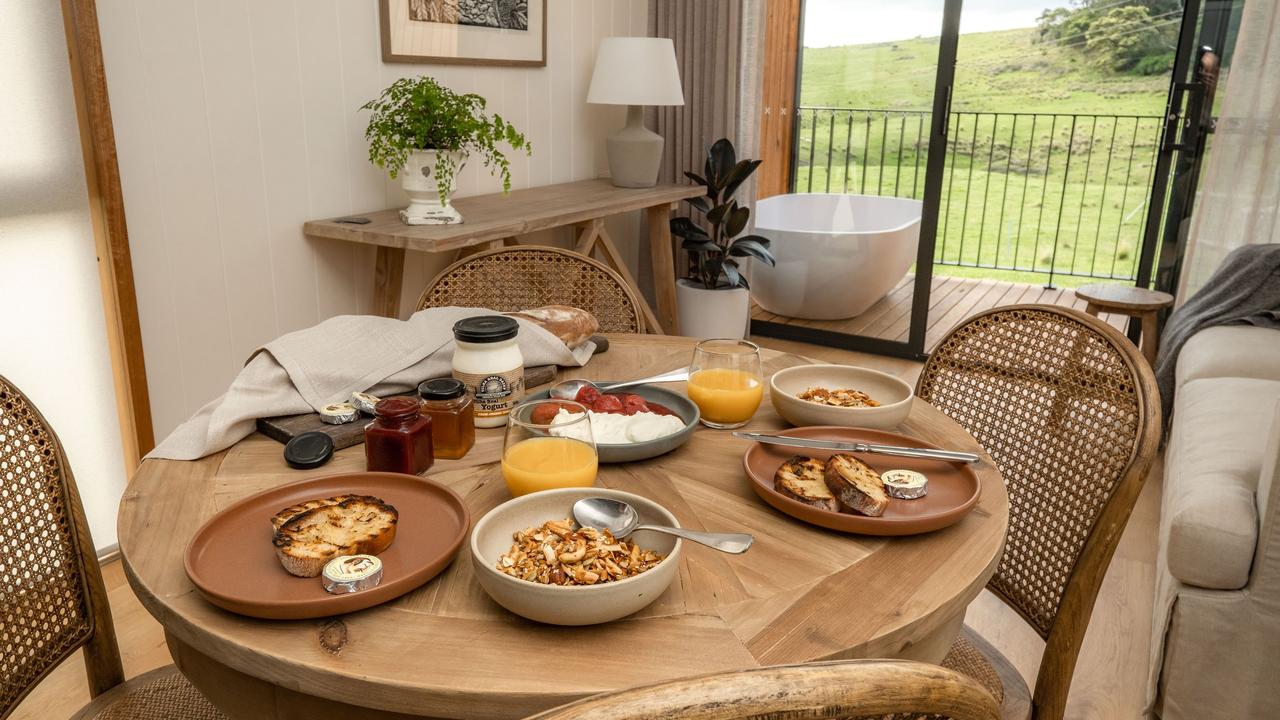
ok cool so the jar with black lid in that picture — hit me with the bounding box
[418,377,476,459]
[451,315,524,428]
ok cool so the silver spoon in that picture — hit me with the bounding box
[548,367,691,401]
[572,497,753,554]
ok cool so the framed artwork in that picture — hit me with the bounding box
[380,0,547,67]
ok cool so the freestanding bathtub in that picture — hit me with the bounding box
[751,194,923,320]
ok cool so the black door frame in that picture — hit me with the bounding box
[751,0,963,360]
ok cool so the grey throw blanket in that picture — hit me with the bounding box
[1155,243,1280,408]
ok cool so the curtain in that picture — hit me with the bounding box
[641,0,766,294]
[1179,3,1280,298]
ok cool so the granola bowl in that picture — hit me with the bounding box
[769,364,914,430]
[470,488,682,625]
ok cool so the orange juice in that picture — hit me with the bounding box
[501,437,598,496]
[687,368,764,425]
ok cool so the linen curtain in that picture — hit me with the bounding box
[1179,3,1280,298]
[639,0,766,297]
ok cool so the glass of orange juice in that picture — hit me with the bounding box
[686,339,764,429]
[501,400,598,497]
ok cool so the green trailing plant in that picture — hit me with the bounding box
[670,138,775,290]
[362,76,531,204]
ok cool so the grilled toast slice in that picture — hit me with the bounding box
[824,454,890,517]
[272,495,398,577]
[774,455,839,512]
[270,494,357,532]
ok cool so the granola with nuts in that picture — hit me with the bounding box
[495,518,666,586]
[797,386,881,408]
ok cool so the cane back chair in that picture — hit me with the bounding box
[916,306,1162,720]
[525,660,1000,720]
[416,246,647,333]
[0,375,225,720]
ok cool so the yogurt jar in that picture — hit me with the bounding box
[452,316,524,428]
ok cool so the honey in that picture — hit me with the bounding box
[418,378,476,459]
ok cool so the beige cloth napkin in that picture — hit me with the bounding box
[148,307,595,460]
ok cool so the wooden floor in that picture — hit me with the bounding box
[14,338,1159,720]
[752,274,1132,352]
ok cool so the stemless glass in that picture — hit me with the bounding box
[501,400,598,497]
[686,339,765,429]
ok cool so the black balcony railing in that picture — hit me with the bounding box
[792,106,1164,283]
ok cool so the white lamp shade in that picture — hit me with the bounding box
[587,37,685,106]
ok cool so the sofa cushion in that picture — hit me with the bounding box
[1175,325,1280,391]
[1164,377,1280,589]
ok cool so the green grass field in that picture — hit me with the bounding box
[795,28,1172,288]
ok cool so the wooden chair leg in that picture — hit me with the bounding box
[1083,302,1102,317]
[1140,310,1159,366]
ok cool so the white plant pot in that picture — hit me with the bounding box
[676,279,751,340]
[400,149,466,225]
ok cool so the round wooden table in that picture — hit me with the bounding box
[118,335,1008,720]
[1075,283,1175,365]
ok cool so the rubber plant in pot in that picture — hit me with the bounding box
[669,139,774,338]
[363,76,530,225]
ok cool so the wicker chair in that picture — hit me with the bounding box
[0,375,226,720]
[916,306,1162,720]
[524,660,1000,720]
[416,246,647,333]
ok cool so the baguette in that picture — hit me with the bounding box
[773,455,840,512]
[272,495,398,578]
[824,454,890,517]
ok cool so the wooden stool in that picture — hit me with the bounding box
[1075,283,1175,365]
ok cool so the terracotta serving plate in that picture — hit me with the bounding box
[185,472,469,620]
[743,426,982,536]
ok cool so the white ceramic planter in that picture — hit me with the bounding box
[676,279,751,339]
[400,149,466,225]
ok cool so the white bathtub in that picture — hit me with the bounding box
[751,194,922,321]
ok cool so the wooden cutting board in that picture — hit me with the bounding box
[255,338,607,450]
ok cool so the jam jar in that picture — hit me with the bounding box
[417,378,476,460]
[364,396,434,474]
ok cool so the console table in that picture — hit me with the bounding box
[303,179,703,334]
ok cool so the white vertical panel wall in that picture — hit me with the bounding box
[0,1,129,549]
[97,0,651,443]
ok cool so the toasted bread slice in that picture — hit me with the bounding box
[270,494,358,532]
[774,455,839,512]
[272,495,398,577]
[824,454,890,517]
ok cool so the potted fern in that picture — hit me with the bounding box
[670,139,774,338]
[362,76,531,225]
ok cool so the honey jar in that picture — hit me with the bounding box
[418,378,476,460]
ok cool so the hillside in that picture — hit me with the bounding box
[800,27,1169,116]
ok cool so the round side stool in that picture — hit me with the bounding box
[1074,283,1174,365]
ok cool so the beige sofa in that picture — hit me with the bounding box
[1146,325,1280,719]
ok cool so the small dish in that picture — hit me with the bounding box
[470,487,682,625]
[769,364,913,429]
[523,384,698,463]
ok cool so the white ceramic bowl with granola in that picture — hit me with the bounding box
[469,487,682,625]
[769,364,914,430]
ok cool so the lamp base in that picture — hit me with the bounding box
[606,105,664,188]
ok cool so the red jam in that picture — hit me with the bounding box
[364,397,434,475]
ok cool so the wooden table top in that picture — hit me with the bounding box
[119,335,1008,719]
[302,179,704,254]
[1075,283,1175,311]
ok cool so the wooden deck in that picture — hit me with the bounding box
[751,274,1130,353]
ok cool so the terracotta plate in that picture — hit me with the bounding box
[185,472,470,620]
[743,426,982,536]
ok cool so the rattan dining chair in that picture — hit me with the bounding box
[0,375,225,720]
[916,305,1161,720]
[524,659,1000,720]
[416,245,647,333]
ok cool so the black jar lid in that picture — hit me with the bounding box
[419,377,467,401]
[283,431,334,470]
[453,315,519,343]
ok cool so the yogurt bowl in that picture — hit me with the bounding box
[523,384,699,463]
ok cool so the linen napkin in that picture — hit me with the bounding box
[148,307,595,460]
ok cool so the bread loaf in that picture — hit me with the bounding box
[506,306,599,348]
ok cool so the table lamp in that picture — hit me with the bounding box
[587,37,684,188]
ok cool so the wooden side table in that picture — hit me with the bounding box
[303,179,703,334]
[1075,283,1175,365]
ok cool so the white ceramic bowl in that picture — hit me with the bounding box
[769,364,914,429]
[469,488,682,625]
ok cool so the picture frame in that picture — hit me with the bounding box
[379,0,547,67]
